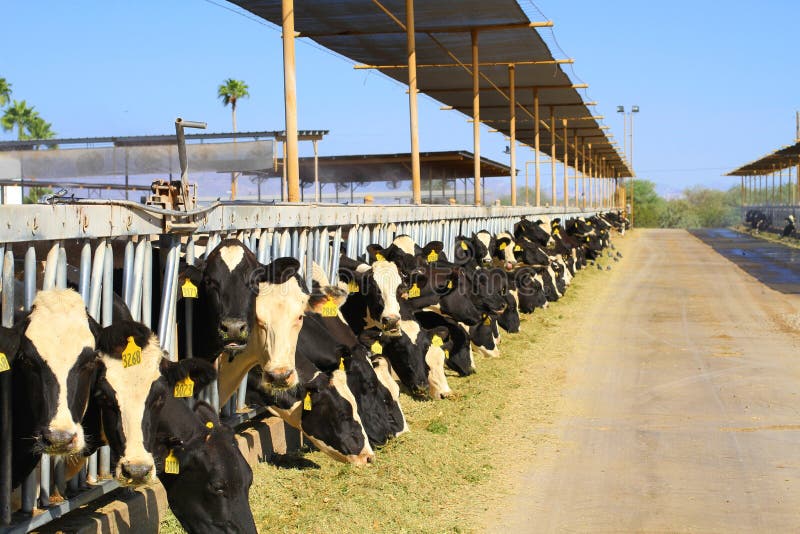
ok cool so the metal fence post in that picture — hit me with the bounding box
[1,248,13,525]
[21,244,37,514]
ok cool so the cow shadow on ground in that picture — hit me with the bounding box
[269,452,321,470]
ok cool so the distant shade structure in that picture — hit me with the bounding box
[4,140,274,180]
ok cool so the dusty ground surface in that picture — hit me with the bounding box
[485,228,800,533]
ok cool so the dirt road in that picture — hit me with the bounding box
[490,228,800,533]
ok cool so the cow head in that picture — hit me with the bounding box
[339,345,393,447]
[184,239,261,352]
[248,257,309,390]
[301,371,375,465]
[16,289,101,456]
[93,321,217,486]
[363,260,404,336]
[156,402,256,534]
[512,267,548,313]
[515,218,553,247]
[425,327,452,399]
[493,233,517,269]
[469,269,507,315]
[473,231,494,265]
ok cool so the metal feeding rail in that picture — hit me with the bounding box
[0,199,598,531]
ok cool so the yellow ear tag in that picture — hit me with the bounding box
[431,335,443,347]
[514,245,522,252]
[498,242,507,251]
[446,280,453,289]
[303,392,312,411]
[408,283,421,298]
[587,221,592,226]
[205,421,214,429]
[339,358,345,371]
[460,241,468,251]
[181,279,198,299]
[347,279,359,293]
[427,250,439,262]
[122,336,142,368]
[321,297,338,317]
[443,349,450,359]
[0,352,9,373]
[370,341,383,355]
[164,450,179,474]
[483,315,491,326]
[375,253,385,261]
[173,376,194,398]
[553,229,560,237]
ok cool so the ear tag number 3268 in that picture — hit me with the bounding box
[122,337,142,368]
[174,376,194,398]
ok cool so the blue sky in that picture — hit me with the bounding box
[2,0,799,199]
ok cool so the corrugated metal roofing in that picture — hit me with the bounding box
[728,141,800,176]
[227,0,632,177]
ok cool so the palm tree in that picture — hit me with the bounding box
[218,79,250,200]
[23,116,57,149]
[0,77,11,108]
[217,78,249,132]
[1,100,36,140]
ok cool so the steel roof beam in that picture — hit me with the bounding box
[299,21,553,38]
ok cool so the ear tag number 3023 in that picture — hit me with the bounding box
[122,337,142,368]
[174,376,194,398]
[164,450,179,474]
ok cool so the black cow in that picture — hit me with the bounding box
[782,215,795,238]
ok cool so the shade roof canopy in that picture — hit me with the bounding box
[252,150,513,184]
[727,140,800,176]
[228,0,632,178]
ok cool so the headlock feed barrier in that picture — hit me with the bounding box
[0,199,597,532]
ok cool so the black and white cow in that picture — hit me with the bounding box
[11,288,102,488]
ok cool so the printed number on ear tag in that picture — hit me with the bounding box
[427,250,439,262]
[122,337,142,368]
[408,283,421,298]
[174,376,194,398]
[347,279,359,293]
[498,242,507,251]
[321,297,338,317]
[164,450,179,474]
[303,392,312,411]
[339,358,345,371]
[181,279,198,299]
[0,352,9,373]
[460,241,468,251]
[370,341,383,355]
[431,335,443,347]
[375,253,385,261]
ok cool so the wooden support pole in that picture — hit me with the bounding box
[550,106,556,207]
[313,139,320,202]
[509,65,516,206]
[581,145,587,209]
[282,0,300,202]
[406,0,422,205]
[472,29,481,206]
[573,131,579,209]
[534,88,541,206]
[562,119,569,208]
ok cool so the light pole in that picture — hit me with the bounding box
[618,105,640,224]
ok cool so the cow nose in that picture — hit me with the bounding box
[42,429,77,448]
[121,462,153,482]
[265,368,295,385]
[381,316,399,330]
[220,319,248,340]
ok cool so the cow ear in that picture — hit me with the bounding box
[366,244,387,263]
[97,320,152,358]
[178,264,203,297]
[255,257,301,285]
[305,372,329,392]
[307,284,348,314]
[430,326,450,343]
[192,401,221,428]
[86,312,104,344]
[0,325,20,368]
[357,328,382,347]
[159,357,217,392]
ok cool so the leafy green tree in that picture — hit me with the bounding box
[0,77,11,108]
[632,179,666,227]
[23,186,53,204]
[1,100,36,140]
